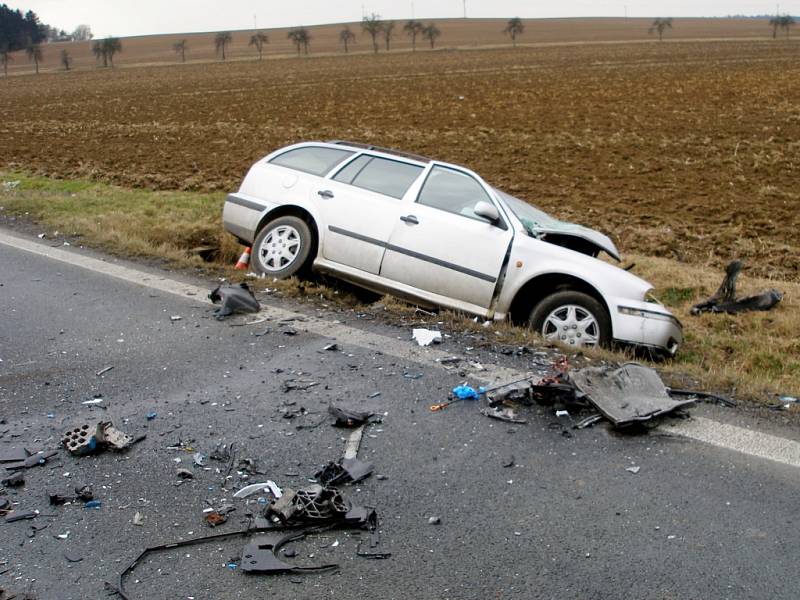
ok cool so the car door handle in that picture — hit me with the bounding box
[400,215,419,225]
[317,190,334,199]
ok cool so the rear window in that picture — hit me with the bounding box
[268,147,354,176]
[334,155,423,199]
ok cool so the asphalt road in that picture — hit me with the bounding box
[1,237,799,600]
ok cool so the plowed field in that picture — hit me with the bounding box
[2,38,799,280]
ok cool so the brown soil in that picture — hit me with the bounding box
[1,35,799,280]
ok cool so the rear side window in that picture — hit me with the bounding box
[335,155,423,199]
[417,166,493,220]
[268,147,354,176]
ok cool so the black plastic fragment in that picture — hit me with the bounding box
[328,404,377,428]
[209,283,260,320]
[315,458,374,486]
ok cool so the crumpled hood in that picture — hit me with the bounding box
[495,189,621,261]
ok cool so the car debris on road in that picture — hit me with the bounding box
[209,282,260,320]
[691,260,783,315]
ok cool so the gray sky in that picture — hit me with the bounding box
[13,0,799,38]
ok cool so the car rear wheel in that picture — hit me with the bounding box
[529,291,611,349]
[252,216,313,278]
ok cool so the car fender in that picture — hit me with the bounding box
[496,237,652,334]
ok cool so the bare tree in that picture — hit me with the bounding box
[60,49,72,70]
[287,27,311,55]
[1,44,12,78]
[173,39,188,62]
[422,23,441,49]
[648,17,672,41]
[215,31,232,60]
[26,42,43,74]
[92,40,107,67]
[362,13,383,53]
[383,20,396,51]
[770,14,796,38]
[339,27,356,53]
[103,37,122,67]
[504,17,524,47]
[404,19,424,52]
[72,24,93,41]
[249,31,269,60]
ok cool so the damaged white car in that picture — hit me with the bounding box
[223,141,682,355]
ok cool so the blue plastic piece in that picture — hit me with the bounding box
[46,413,55,419]
[146,411,157,420]
[84,500,102,509]
[452,385,480,401]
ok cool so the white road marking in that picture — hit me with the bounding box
[2,230,799,468]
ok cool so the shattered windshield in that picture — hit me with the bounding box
[494,189,557,235]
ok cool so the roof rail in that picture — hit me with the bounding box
[327,140,432,164]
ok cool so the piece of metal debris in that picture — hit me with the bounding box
[626,466,641,474]
[570,363,696,427]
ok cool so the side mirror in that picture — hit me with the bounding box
[474,201,500,224]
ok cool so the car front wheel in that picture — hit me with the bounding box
[252,216,313,278]
[529,290,611,349]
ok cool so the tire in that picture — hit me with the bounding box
[529,290,611,349]
[251,216,313,279]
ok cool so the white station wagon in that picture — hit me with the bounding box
[223,141,682,355]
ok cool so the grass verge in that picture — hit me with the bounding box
[1,171,796,403]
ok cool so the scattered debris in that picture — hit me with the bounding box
[176,468,194,480]
[5,511,37,523]
[241,532,337,574]
[281,379,318,392]
[322,343,338,352]
[315,458,374,486]
[64,550,84,563]
[133,512,143,526]
[95,365,114,377]
[0,447,29,464]
[570,363,696,427]
[428,516,441,525]
[626,466,641,474]
[412,328,442,346]
[74,485,94,502]
[2,449,58,471]
[573,413,604,430]
[84,500,102,510]
[205,511,228,527]
[2,472,24,487]
[328,404,377,428]
[209,283,260,320]
[62,422,137,456]
[691,260,783,315]
[233,481,282,499]
[480,407,527,424]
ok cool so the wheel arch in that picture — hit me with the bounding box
[508,273,611,326]
[255,206,320,254]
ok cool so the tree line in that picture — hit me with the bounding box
[4,14,798,78]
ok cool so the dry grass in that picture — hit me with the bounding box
[2,172,795,404]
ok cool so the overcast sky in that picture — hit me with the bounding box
[12,0,799,38]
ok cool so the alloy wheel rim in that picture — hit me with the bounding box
[258,225,302,272]
[541,304,599,348]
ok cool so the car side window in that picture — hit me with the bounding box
[335,156,424,200]
[417,166,493,221]
[333,155,373,184]
[268,147,354,177]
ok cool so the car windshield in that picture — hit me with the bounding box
[494,189,557,235]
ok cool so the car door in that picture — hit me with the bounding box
[379,165,513,309]
[315,154,426,275]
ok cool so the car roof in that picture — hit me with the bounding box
[326,140,432,164]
